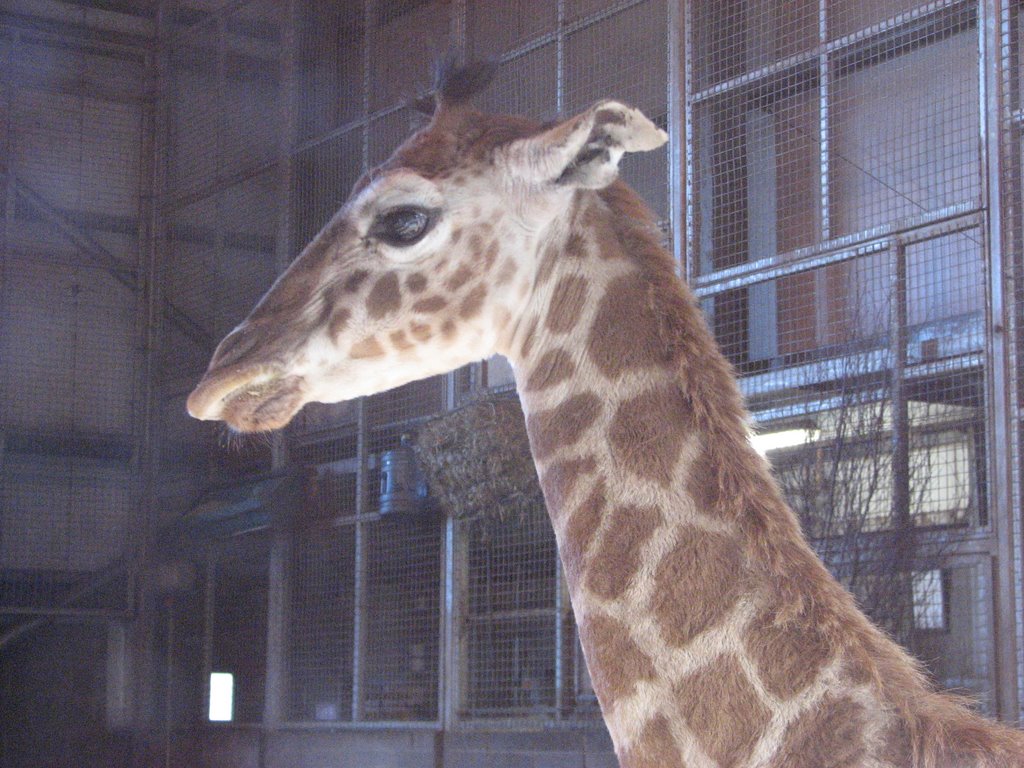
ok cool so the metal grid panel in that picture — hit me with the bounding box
[168,1,281,200]
[1,31,145,618]
[691,0,981,276]
[289,521,356,721]
[999,0,1024,712]
[296,0,365,143]
[362,517,441,721]
[462,507,559,716]
[367,1,449,115]
[564,0,669,220]
[291,130,363,255]
[691,0,1010,711]
[210,532,270,723]
[1002,0,1024,712]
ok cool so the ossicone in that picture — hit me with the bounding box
[410,56,499,116]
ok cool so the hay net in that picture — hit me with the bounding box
[414,393,545,523]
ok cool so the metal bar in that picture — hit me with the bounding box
[442,515,457,728]
[0,606,133,619]
[690,0,973,102]
[555,0,565,115]
[164,0,254,45]
[1000,0,1024,719]
[683,0,697,284]
[667,0,684,272]
[12,174,212,348]
[466,608,565,623]
[0,10,154,51]
[264,0,298,729]
[350,395,368,721]
[818,0,832,242]
[271,719,441,732]
[979,0,1021,722]
[561,0,648,36]
[202,547,217,719]
[694,206,981,296]
[739,347,984,402]
[360,0,372,173]
[890,241,913,585]
[0,557,131,649]
[12,176,137,283]
[553,560,564,719]
[163,600,174,768]
[161,159,277,214]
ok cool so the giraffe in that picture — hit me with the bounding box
[187,61,1024,767]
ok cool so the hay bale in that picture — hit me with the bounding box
[415,393,544,522]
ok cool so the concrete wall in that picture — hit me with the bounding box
[165,726,617,768]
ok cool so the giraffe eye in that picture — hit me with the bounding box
[372,206,436,247]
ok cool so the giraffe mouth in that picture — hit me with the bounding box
[187,370,307,433]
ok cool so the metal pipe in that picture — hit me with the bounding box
[264,0,299,731]
[667,0,684,273]
[693,206,980,296]
[350,396,368,721]
[979,0,1021,722]
[682,0,697,283]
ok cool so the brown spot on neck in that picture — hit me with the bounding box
[459,284,488,319]
[676,655,771,767]
[389,329,413,350]
[519,317,540,359]
[651,526,746,647]
[560,477,607,585]
[746,604,835,700]
[586,504,661,600]
[525,392,602,461]
[545,275,589,335]
[770,695,867,767]
[409,322,432,342]
[565,231,587,259]
[329,307,351,339]
[577,611,657,711]
[608,384,693,486]
[539,454,598,517]
[587,273,686,378]
[525,348,576,392]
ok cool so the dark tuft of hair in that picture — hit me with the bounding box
[432,55,498,106]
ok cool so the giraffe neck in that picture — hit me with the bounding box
[503,185,1023,767]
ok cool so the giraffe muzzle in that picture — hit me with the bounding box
[187,366,307,432]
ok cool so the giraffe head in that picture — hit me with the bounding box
[187,62,666,432]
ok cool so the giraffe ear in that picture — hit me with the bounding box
[502,101,667,189]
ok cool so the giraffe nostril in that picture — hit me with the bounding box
[211,326,260,370]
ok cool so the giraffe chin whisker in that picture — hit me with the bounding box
[214,374,307,434]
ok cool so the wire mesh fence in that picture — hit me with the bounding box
[0,22,146,617]
[689,0,1010,711]
[158,0,1019,727]
[3,0,1018,739]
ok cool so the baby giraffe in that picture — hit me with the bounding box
[188,62,1024,767]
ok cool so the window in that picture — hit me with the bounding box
[691,0,983,371]
[912,570,949,631]
[208,673,234,722]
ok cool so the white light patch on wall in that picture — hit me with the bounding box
[209,672,234,722]
[750,428,820,457]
